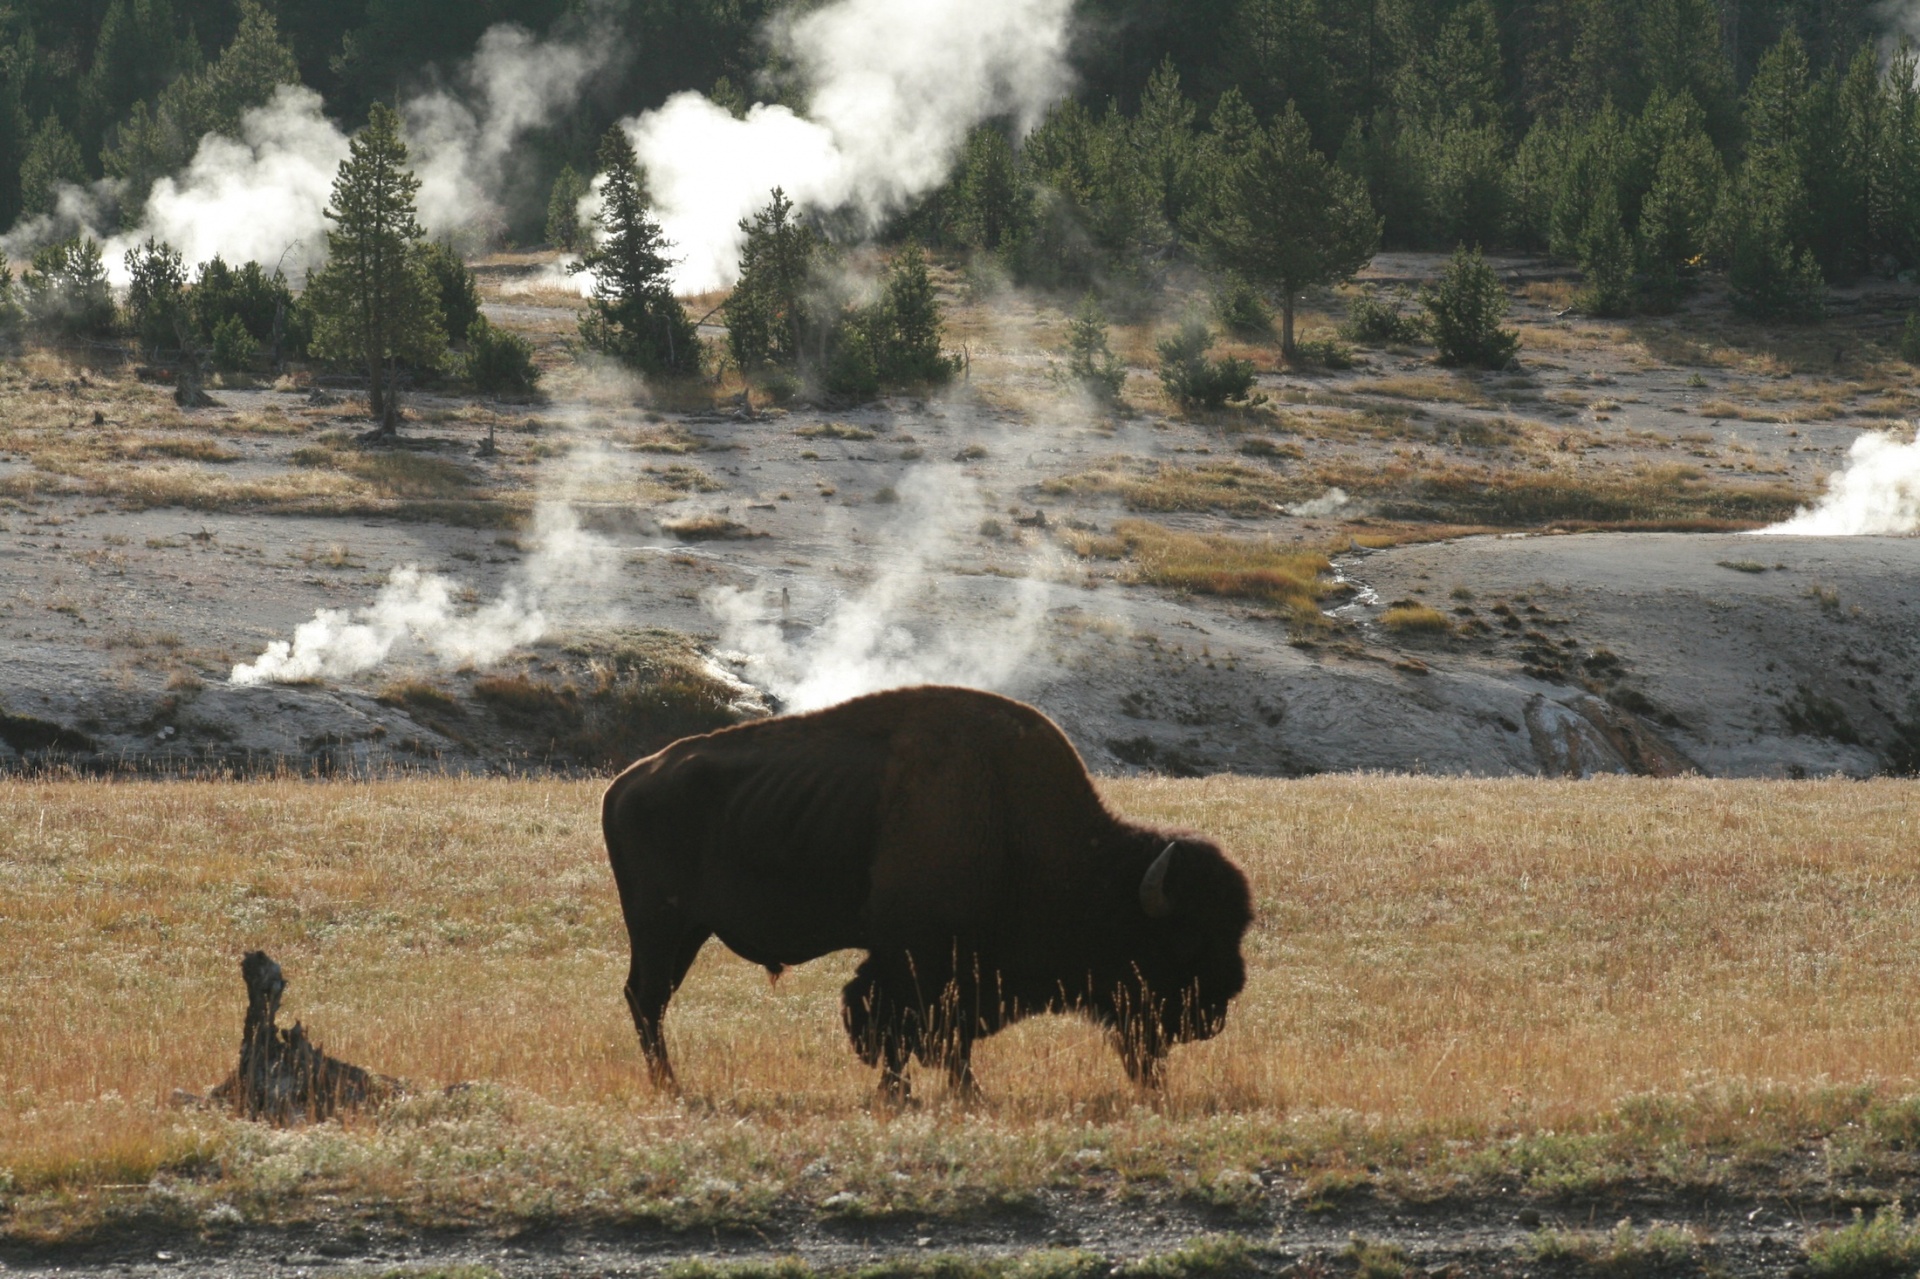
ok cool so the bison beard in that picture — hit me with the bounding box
[602,685,1254,1101]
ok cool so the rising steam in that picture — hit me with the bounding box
[622,0,1074,291]
[230,502,615,686]
[705,466,1053,711]
[1756,426,1920,536]
[9,22,614,280]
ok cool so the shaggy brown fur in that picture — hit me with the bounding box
[603,686,1254,1101]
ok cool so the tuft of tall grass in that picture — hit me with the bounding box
[1379,603,1452,634]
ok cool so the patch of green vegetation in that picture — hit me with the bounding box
[1527,1220,1694,1272]
[1807,1205,1920,1279]
[1340,1237,1410,1279]
[661,1240,1255,1279]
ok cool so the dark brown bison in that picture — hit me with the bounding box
[602,685,1254,1100]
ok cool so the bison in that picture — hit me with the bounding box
[602,685,1253,1100]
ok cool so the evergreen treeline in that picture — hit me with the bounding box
[2,0,1913,318]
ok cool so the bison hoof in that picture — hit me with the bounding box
[875,1075,915,1110]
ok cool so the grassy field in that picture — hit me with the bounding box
[4,775,1920,1242]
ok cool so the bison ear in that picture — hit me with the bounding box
[1139,842,1177,918]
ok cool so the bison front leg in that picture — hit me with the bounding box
[623,913,711,1089]
[842,958,918,1105]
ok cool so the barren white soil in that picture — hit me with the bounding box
[2,252,1915,778]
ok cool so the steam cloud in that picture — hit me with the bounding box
[230,502,615,685]
[621,0,1075,291]
[1756,426,1920,536]
[9,22,614,280]
[705,466,1053,711]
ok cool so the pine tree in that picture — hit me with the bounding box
[1131,60,1201,242]
[1231,0,1330,134]
[952,126,1020,252]
[1421,245,1517,367]
[19,114,84,217]
[727,187,820,372]
[545,164,587,252]
[866,245,954,386]
[1064,292,1126,403]
[22,236,116,337]
[1574,180,1635,315]
[1635,126,1721,309]
[575,126,699,376]
[1874,40,1920,273]
[305,103,446,434]
[123,237,187,356]
[102,0,299,209]
[1195,101,1379,358]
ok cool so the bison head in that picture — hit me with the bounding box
[1124,835,1253,1049]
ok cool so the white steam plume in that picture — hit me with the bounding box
[622,0,1074,292]
[705,466,1052,711]
[112,86,348,282]
[9,23,613,281]
[230,501,615,686]
[1755,426,1920,536]
[405,23,615,242]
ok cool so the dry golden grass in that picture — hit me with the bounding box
[1315,457,1803,530]
[5,776,1920,1236]
[1041,460,1293,514]
[1349,374,1492,407]
[1379,603,1452,633]
[1068,520,1334,614]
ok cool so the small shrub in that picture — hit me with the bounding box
[465,316,541,395]
[1063,292,1126,402]
[1158,317,1255,409]
[1341,291,1423,346]
[211,314,260,371]
[1338,1237,1408,1279]
[1290,335,1353,369]
[1420,246,1518,369]
[1807,1204,1920,1278]
[192,256,306,358]
[1901,313,1920,365]
[1212,275,1272,340]
[23,236,116,337]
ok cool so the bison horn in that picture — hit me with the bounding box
[1139,842,1177,918]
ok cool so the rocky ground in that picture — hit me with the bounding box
[2,252,1916,779]
[0,1183,1857,1278]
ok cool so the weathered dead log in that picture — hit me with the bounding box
[198,951,403,1124]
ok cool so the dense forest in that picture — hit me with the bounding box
[0,0,1910,319]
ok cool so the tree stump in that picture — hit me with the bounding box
[201,951,402,1124]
